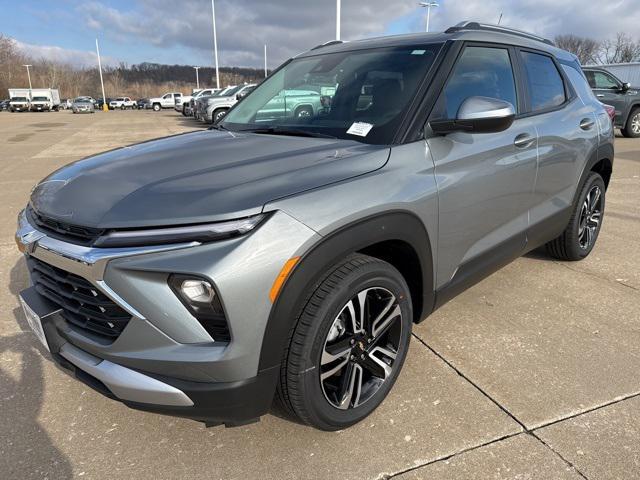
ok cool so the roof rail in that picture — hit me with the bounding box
[311,40,346,51]
[445,21,554,46]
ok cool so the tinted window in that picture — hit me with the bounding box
[521,52,566,111]
[434,46,517,119]
[584,70,619,90]
[563,66,598,104]
[223,44,442,145]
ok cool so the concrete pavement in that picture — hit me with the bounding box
[1,109,638,479]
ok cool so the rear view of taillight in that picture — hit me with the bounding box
[603,104,616,122]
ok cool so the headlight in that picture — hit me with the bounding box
[92,214,266,248]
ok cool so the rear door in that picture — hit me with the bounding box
[519,51,600,241]
[427,44,538,287]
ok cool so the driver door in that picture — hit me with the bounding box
[426,45,538,290]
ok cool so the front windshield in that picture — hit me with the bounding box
[222,44,442,144]
[32,96,48,101]
[74,98,90,104]
[11,97,28,102]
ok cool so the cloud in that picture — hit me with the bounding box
[13,39,119,68]
[77,0,421,67]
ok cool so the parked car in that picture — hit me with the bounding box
[136,98,151,109]
[71,97,95,114]
[0,99,9,111]
[180,88,219,116]
[202,84,256,124]
[95,98,112,110]
[149,92,183,111]
[9,96,30,112]
[253,89,323,121]
[193,86,235,121]
[583,67,640,138]
[59,99,72,110]
[16,21,614,431]
[109,97,137,110]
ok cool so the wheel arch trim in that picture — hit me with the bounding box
[257,210,434,372]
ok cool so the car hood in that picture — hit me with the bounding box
[30,130,390,229]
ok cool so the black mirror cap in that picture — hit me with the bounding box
[430,113,515,134]
[621,82,631,92]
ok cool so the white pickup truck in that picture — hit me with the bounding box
[109,97,137,110]
[149,92,183,111]
[177,88,220,116]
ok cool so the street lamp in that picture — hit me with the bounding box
[336,0,341,40]
[211,0,220,89]
[419,2,439,33]
[23,64,33,94]
[193,66,200,89]
[264,44,268,78]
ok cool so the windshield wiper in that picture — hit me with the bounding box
[241,127,336,139]
[208,123,228,131]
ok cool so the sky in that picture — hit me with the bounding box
[2,0,640,69]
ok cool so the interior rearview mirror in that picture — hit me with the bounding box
[430,96,516,134]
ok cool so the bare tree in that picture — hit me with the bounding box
[554,34,600,65]
[596,32,640,64]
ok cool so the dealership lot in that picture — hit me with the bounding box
[1,110,639,479]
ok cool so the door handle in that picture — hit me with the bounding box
[596,94,605,98]
[580,118,595,130]
[514,133,535,148]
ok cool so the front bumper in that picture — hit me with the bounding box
[15,209,318,424]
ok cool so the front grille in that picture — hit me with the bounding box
[28,207,104,246]
[27,256,131,341]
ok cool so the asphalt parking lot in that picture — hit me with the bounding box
[1,109,639,480]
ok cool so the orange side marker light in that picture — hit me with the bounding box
[269,257,300,303]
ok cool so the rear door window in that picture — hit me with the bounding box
[520,52,566,112]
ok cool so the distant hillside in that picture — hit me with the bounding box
[1,34,267,99]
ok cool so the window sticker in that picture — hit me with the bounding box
[346,122,374,137]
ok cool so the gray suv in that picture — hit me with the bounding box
[15,22,614,431]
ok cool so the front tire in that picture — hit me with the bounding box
[153,103,161,112]
[277,254,412,430]
[621,108,640,138]
[546,172,605,260]
[212,108,228,124]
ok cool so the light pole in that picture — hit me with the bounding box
[193,66,200,89]
[264,44,268,78]
[95,39,108,112]
[336,0,341,40]
[23,65,33,96]
[419,2,439,33]
[211,0,220,89]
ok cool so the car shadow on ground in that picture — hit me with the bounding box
[2,257,73,479]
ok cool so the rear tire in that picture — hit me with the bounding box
[277,254,412,431]
[621,108,640,138]
[546,172,605,261]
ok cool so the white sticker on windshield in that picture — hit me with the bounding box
[347,122,374,137]
[411,49,426,55]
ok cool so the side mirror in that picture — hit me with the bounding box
[621,82,631,92]
[430,96,516,134]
